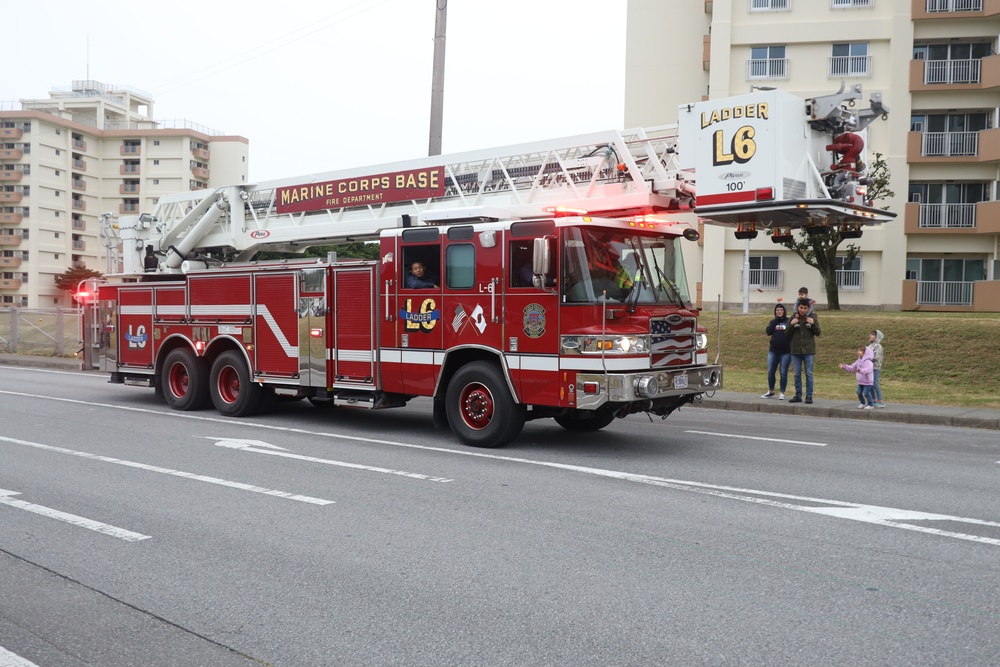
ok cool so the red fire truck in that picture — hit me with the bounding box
[88,86,893,448]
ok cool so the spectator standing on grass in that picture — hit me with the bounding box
[839,345,876,409]
[869,329,885,408]
[761,302,791,400]
[786,298,820,404]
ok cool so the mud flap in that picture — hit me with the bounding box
[432,397,448,429]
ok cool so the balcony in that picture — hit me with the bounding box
[0,128,23,140]
[739,268,784,291]
[192,166,210,180]
[72,218,86,231]
[912,0,1000,19]
[0,192,22,203]
[120,164,140,175]
[829,55,872,78]
[73,158,87,170]
[0,278,22,290]
[120,144,141,156]
[909,55,1000,91]
[120,183,140,194]
[0,149,24,161]
[0,213,22,225]
[835,269,865,291]
[72,137,87,150]
[192,147,211,160]
[72,198,86,211]
[746,58,789,80]
[703,34,711,71]
[72,178,86,191]
[72,239,86,251]
[0,235,23,247]
[0,171,23,182]
[0,257,21,268]
[907,128,1000,162]
[119,202,139,214]
[904,200,1000,234]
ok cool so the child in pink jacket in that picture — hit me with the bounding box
[839,345,875,409]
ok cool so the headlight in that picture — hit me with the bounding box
[561,335,650,355]
[696,333,708,350]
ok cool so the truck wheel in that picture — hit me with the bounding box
[445,361,525,448]
[210,350,263,417]
[554,410,616,432]
[161,348,210,411]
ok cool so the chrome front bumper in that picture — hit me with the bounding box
[574,364,723,410]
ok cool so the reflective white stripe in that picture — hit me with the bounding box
[401,350,437,365]
[380,349,402,363]
[190,305,251,316]
[560,357,652,371]
[120,305,151,315]
[256,305,297,357]
[506,354,559,372]
[337,349,373,362]
[155,305,186,315]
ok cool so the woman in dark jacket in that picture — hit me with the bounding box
[761,302,791,399]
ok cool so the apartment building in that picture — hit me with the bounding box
[0,80,248,308]
[625,0,1000,311]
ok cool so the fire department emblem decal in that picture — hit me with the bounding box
[522,303,546,338]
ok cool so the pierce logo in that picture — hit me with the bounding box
[249,230,270,240]
[719,171,750,180]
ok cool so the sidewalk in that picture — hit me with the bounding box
[2,353,997,431]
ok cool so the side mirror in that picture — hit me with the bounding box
[532,237,550,277]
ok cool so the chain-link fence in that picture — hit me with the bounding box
[0,307,81,356]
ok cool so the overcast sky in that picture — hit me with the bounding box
[3,0,626,183]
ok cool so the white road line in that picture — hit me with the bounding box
[0,646,41,667]
[0,436,334,506]
[2,390,997,545]
[0,488,150,542]
[685,430,827,447]
[209,437,453,482]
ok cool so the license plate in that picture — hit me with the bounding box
[673,375,688,389]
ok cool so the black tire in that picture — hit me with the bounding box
[554,409,616,432]
[209,350,264,417]
[160,348,210,411]
[445,361,525,448]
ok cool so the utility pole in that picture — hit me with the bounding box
[428,0,447,156]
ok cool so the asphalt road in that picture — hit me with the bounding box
[1,366,998,666]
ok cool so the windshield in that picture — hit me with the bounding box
[561,227,692,307]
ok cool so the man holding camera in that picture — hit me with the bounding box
[786,298,821,404]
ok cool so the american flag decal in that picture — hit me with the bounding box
[650,316,696,368]
[452,304,468,332]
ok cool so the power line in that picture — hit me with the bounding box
[150,0,394,96]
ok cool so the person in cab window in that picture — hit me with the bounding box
[406,261,438,289]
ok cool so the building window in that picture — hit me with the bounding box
[836,256,864,291]
[153,159,160,165]
[446,244,476,289]
[831,0,874,7]
[153,140,160,146]
[747,45,788,79]
[749,0,790,10]
[913,111,990,156]
[915,41,992,84]
[831,43,871,77]
[747,255,782,290]
[56,129,61,135]
[55,170,60,176]
[912,257,985,303]
[910,182,988,228]
[55,149,61,156]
